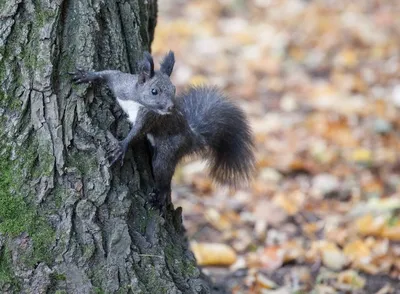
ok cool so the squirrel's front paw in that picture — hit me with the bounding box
[68,68,92,84]
[108,141,129,166]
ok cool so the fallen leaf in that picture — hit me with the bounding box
[351,149,372,164]
[302,222,320,238]
[375,284,395,294]
[343,239,371,262]
[256,272,278,289]
[260,246,285,271]
[204,208,232,231]
[336,270,366,290]
[355,214,385,236]
[259,287,291,294]
[273,191,305,215]
[191,242,237,266]
[253,200,288,226]
[313,285,337,294]
[382,220,400,241]
[318,241,348,270]
[282,240,306,263]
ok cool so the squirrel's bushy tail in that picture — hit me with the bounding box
[179,87,255,186]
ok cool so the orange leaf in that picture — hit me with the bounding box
[343,239,371,262]
[355,214,385,236]
[260,246,285,271]
[382,221,400,241]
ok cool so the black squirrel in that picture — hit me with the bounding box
[70,51,255,207]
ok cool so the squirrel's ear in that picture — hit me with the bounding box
[160,51,175,77]
[138,51,154,84]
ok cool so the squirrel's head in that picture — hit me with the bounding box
[136,51,176,115]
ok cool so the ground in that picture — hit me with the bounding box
[152,0,400,292]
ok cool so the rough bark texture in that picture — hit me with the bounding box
[0,0,215,293]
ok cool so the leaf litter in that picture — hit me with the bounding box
[153,0,400,292]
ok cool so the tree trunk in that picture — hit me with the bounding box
[0,1,215,293]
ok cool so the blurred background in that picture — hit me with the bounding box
[152,0,400,292]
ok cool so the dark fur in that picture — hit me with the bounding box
[160,51,175,77]
[177,87,254,186]
[139,52,155,83]
[146,86,255,195]
[70,51,255,208]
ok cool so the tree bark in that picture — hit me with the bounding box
[0,1,215,293]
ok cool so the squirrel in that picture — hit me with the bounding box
[69,51,255,208]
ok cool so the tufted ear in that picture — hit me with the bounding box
[138,51,154,84]
[160,51,175,77]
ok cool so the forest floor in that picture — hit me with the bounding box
[153,0,400,293]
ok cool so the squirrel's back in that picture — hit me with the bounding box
[177,86,255,186]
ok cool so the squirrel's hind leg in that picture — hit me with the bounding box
[148,143,178,212]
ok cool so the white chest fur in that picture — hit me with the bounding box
[117,99,142,123]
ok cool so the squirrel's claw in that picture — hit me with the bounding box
[108,150,123,166]
[69,68,90,85]
[108,140,128,166]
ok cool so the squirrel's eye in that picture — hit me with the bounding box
[151,89,158,95]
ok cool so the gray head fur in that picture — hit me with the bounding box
[136,51,176,114]
[160,51,175,77]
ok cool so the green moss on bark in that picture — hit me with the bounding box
[0,245,19,290]
[68,151,98,176]
[94,287,106,294]
[29,220,55,265]
[165,244,200,278]
[0,145,55,266]
[0,150,32,235]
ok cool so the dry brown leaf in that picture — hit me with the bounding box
[351,149,372,164]
[375,284,395,294]
[314,285,337,294]
[317,241,348,270]
[325,226,349,246]
[336,270,366,290]
[382,220,400,241]
[255,272,277,290]
[273,191,305,216]
[343,239,371,262]
[156,0,400,291]
[260,246,285,271]
[373,255,394,273]
[335,48,359,68]
[191,242,237,266]
[259,287,291,294]
[282,240,306,263]
[355,214,385,236]
[353,261,380,275]
[302,222,320,239]
[204,208,232,231]
[253,200,287,226]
